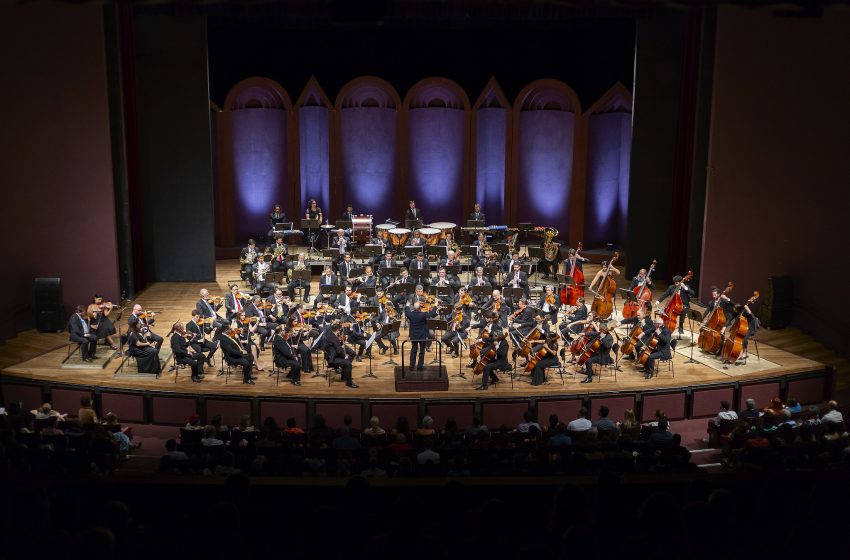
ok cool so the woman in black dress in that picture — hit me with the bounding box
[305,198,324,248]
[86,294,118,349]
[128,321,161,374]
[234,311,264,371]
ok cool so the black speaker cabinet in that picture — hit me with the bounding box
[758,275,792,330]
[35,277,63,332]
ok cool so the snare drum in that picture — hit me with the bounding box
[388,228,411,247]
[375,223,394,242]
[417,227,442,246]
[428,222,457,240]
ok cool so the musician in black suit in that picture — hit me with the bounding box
[271,326,301,386]
[326,324,356,388]
[442,306,470,357]
[186,310,218,364]
[69,305,98,361]
[408,253,431,287]
[654,275,696,334]
[432,267,459,294]
[538,285,560,324]
[629,268,654,291]
[219,328,255,384]
[332,229,350,256]
[639,317,672,379]
[581,321,614,383]
[508,299,536,342]
[342,317,368,361]
[332,286,359,315]
[337,253,354,283]
[620,308,656,360]
[240,239,258,280]
[224,284,248,321]
[267,205,287,239]
[501,251,520,274]
[405,297,438,371]
[353,266,378,290]
[128,304,163,350]
[442,251,461,268]
[561,248,588,277]
[470,233,488,269]
[314,265,338,308]
[704,286,735,317]
[468,203,485,224]
[529,333,559,386]
[372,302,399,354]
[170,322,205,382]
[269,237,289,272]
[389,268,415,309]
[559,297,588,339]
[339,204,355,223]
[196,289,226,331]
[476,332,508,390]
[503,262,530,300]
[405,200,422,224]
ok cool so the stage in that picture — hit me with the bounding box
[0,260,832,428]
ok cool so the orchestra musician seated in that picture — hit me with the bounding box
[408,253,431,286]
[69,305,98,362]
[637,317,672,379]
[169,321,205,382]
[475,332,509,390]
[325,323,357,388]
[337,253,354,282]
[224,284,248,321]
[504,262,530,300]
[580,321,614,383]
[218,326,255,384]
[196,288,225,331]
[252,253,273,294]
[127,320,161,374]
[87,294,118,350]
[271,326,301,386]
[239,239,258,280]
[286,253,310,302]
[268,237,288,272]
[315,265,338,308]
[186,309,218,365]
[128,304,163,350]
[267,204,287,239]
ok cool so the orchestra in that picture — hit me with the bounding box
[68,201,763,389]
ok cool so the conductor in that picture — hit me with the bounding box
[405,292,437,371]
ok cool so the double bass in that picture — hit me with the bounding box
[560,242,585,305]
[590,252,620,319]
[721,292,760,363]
[622,260,656,319]
[697,281,734,354]
[662,270,693,331]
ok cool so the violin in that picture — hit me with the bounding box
[721,291,759,363]
[622,259,656,319]
[590,252,619,319]
[662,270,693,331]
[698,281,734,354]
[560,242,585,305]
[545,293,556,306]
[459,293,473,307]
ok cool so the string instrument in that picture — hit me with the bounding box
[698,281,734,354]
[452,308,464,328]
[721,292,760,363]
[141,310,160,319]
[590,252,620,319]
[620,323,645,358]
[638,331,659,366]
[524,341,556,373]
[384,305,397,320]
[569,323,595,356]
[257,301,275,310]
[560,242,585,305]
[516,325,545,359]
[622,259,657,319]
[459,293,473,307]
[473,343,498,376]
[210,296,224,305]
[662,270,694,331]
[469,330,491,360]
[545,293,556,306]
[576,332,603,366]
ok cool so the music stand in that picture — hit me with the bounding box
[405,219,423,229]
[336,220,353,231]
[518,222,535,243]
[410,270,431,286]
[425,246,444,259]
[403,246,424,257]
[379,266,400,282]
[443,265,461,278]
[492,243,508,256]
[684,307,704,364]
[357,287,376,299]
[466,220,484,228]
[426,318,448,365]
[502,287,524,301]
[321,248,339,261]
[428,286,452,299]
[381,321,401,365]
[362,330,380,378]
[301,218,322,254]
[527,246,545,286]
[470,285,491,299]
[484,265,500,279]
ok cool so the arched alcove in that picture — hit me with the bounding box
[294,76,332,217]
[333,76,401,222]
[403,77,470,224]
[223,77,293,242]
[584,82,633,248]
[472,77,511,225]
[512,79,581,235]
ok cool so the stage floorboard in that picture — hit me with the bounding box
[0,259,827,400]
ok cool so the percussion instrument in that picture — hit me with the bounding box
[352,214,373,244]
[417,227,441,246]
[320,224,335,231]
[376,223,394,242]
[389,228,411,247]
[428,222,457,240]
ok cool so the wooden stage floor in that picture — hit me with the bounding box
[0,259,827,400]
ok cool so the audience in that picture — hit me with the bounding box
[714,400,738,425]
[516,411,541,433]
[740,398,761,424]
[567,408,591,432]
[822,400,843,424]
[593,406,616,431]
[200,425,224,447]
[363,416,385,437]
[78,396,98,426]
[416,438,440,465]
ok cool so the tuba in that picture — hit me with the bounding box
[543,227,560,262]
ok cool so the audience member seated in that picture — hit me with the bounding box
[764,396,786,416]
[331,427,361,451]
[31,403,66,421]
[415,416,436,438]
[78,396,98,426]
[786,397,802,414]
[619,408,639,432]
[547,423,572,448]
[185,414,203,430]
[740,398,761,424]
[593,406,617,432]
[200,425,224,447]
[822,400,843,424]
[465,416,489,439]
[284,417,305,436]
[363,416,386,437]
[714,400,738,425]
[516,411,541,433]
[417,438,440,465]
[567,408,592,432]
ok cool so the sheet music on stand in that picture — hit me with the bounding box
[380,321,402,365]
[321,248,339,260]
[358,287,376,298]
[484,265,500,277]
[425,246,444,258]
[428,286,453,299]
[320,285,344,296]
[503,287,524,300]
[403,246,424,257]
[405,219,423,229]
[470,285,491,298]
[410,270,431,285]
[292,269,311,284]
[528,246,545,259]
[336,220,353,231]
[359,305,379,316]
[379,266,400,280]
[443,265,461,277]
[556,274,575,287]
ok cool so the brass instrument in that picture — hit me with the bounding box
[448,240,460,254]
[239,250,257,265]
[543,227,560,262]
[253,260,271,281]
[287,259,307,280]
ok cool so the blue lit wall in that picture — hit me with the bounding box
[475,107,507,224]
[298,105,330,216]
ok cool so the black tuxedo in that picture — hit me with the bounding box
[643,326,672,376]
[170,332,204,380]
[441,311,470,354]
[224,293,248,321]
[468,211,485,223]
[325,333,353,383]
[219,334,253,382]
[561,305,589,336]
[405,208,422,222]
[583,332,614,379]
[405,305,437,369]
[186,320,218,358]
[68,313,97,360]
[337,260,353,282]
[479,339,509,387]
[339,211,355,223]
[503,270,530,298]
[408,259,431,286]
[510,306,536,338]
[271,334,301,382]
[561,257,586,276]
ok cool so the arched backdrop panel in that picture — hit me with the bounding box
[405,79,469,225]
[224,78,292,242]
[336,78,400,223]
[514,82,578,236]
[473,80,510,225]
[584,86,632,248]
[299,105,330,216]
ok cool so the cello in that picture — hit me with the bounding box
[524,339,557,374]
[697,282,734,354]
[661,270,693,332]
[560,242,585,305]
[622,260,657,319]
[620,308,649,358]
[473,340,499,377]
[638,331,659,367]
[721,292,760,363]
[590,252,620,319]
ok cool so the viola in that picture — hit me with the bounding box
[622,260,657,319]
[590,252,620,319]
[698,281,734,354]
[721,292,760,363]
[560,242,585,305]
[662,270,693,331]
